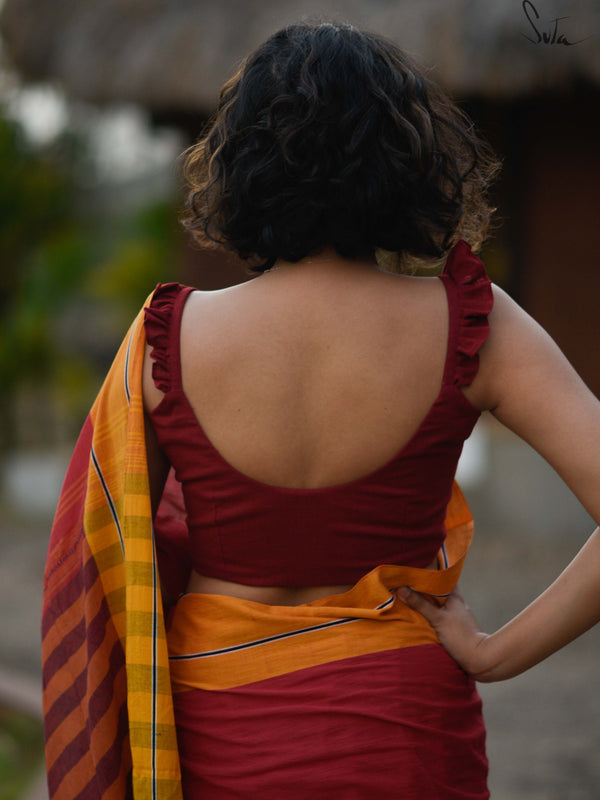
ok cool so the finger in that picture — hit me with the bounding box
[396,586,443,624]
[445,587,466,606]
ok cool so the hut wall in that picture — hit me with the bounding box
[519,89,600,398]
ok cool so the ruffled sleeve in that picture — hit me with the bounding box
[143,282,186,394]
[442,240,494,388]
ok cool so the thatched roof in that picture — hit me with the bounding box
[2,0,600,112]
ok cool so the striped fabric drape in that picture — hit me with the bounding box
[42,297,182,800]
[168,491,474,695]
[41,290,476,799]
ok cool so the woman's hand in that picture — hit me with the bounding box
[397,587,495,680]
[400,526,600,683]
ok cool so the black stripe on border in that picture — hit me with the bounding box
[405,584,450,600]
[124,328,133,405]
[91,446,125,557]
[440,542,449,569]
[169,596,395,661]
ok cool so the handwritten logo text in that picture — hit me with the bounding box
[522,0,588,46]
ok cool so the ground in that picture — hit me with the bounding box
[462,529,600,800]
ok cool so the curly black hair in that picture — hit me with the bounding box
[182,22,500,272]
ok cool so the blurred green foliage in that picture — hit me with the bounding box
[90,199,181,328]
[0,706,44,800]
[0,105,181,448]
[0,114,87,387]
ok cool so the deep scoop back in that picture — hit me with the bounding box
[145,240,492,586]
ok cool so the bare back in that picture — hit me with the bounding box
[142,253,498,604]
[153,258,451,491]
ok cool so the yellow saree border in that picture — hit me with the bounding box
[168,485,472,692]
[42,296,182,800]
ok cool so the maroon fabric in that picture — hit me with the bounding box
[144,240,492,586]
[173,644,488,800]
[155,470,192,600]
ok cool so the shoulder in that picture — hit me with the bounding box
[467,284,582,412]
[485,284,562,374]
[146,281,196,310]
[439,240,494,334]
[469,284,600,523]
[142,282,198,412]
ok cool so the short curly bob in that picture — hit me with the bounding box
[182,22,500,272]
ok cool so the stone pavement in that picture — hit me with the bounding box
[1,499,600,799]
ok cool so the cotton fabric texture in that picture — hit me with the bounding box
[42,240,491,798]
[143,240,493,587]
[42,300,182,800]
[168,495,488,798]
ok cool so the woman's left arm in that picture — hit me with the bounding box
[400,284,600,681]
[399,525,600,681]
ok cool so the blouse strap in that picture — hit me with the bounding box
[438,240,494,389]
[143,282,195,394]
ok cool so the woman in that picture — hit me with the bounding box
[42,21,600,800]
[141,21,499,799]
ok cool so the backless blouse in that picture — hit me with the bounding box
[144,240,493,586]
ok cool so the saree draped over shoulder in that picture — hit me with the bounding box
[43,240,491,799]
[42,301,183,800]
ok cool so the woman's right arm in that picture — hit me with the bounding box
[401,285,600,681]
[143,343,170,519]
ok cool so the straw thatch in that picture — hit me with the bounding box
[2,0,600,112]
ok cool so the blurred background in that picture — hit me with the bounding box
[0,1,599,798]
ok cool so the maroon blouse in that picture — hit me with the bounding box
[144,240,493,586]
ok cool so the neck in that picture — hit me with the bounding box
[269,249,378,275]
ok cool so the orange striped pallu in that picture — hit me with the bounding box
[42,296,183,800]
[168,486,489,800]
